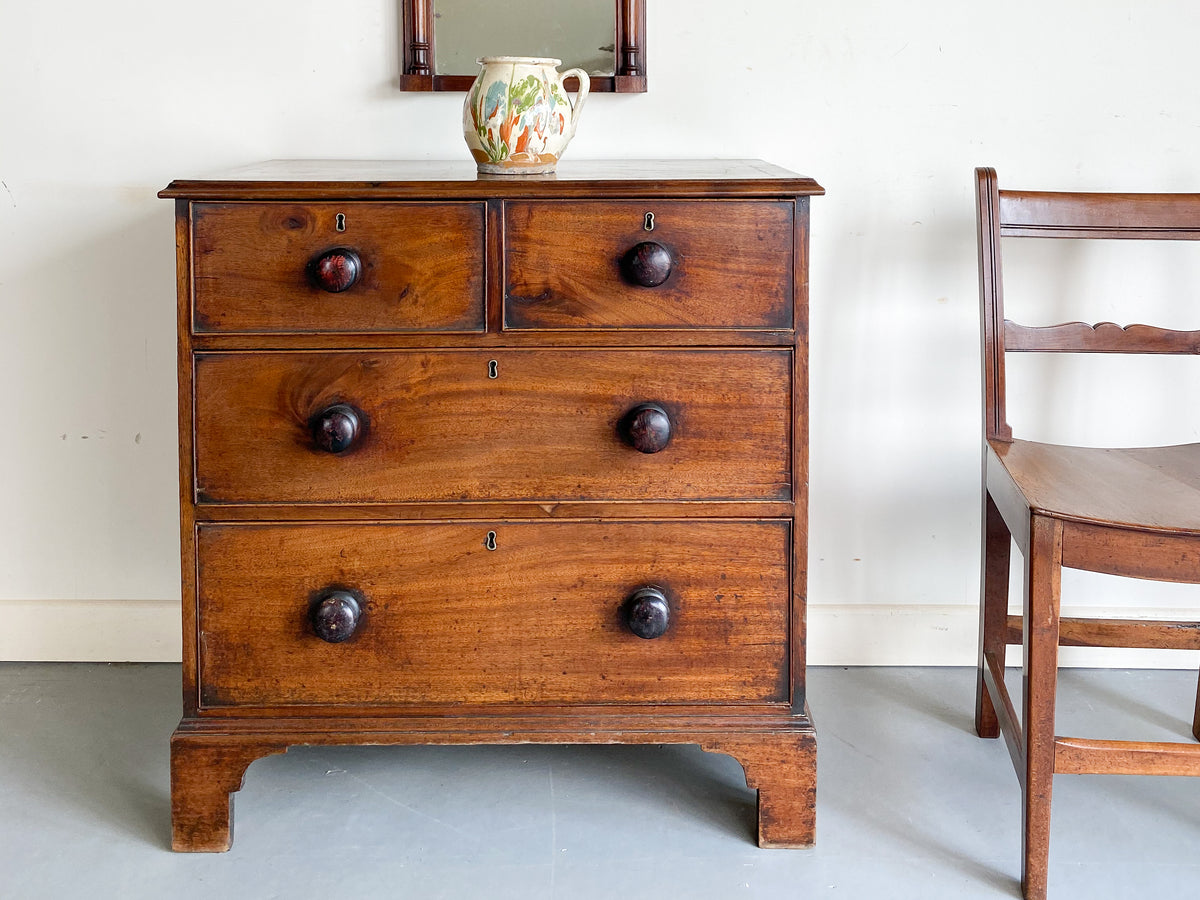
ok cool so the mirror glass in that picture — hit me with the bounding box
[433,0,615,76]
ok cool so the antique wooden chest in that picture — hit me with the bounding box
[160,160,823,850]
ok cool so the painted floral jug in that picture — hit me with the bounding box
[463,57,590,175]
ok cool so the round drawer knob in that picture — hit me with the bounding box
[311,403,363,454]
[621,241,673,287]
[310,590,363,643]
[309,247,361,293]
[619,403,672,454]
[624,586,670,640]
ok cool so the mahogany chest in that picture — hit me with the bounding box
[160,159,823,850]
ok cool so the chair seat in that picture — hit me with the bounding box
[990,439,1200,534]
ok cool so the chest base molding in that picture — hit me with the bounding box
[170,711,817,852]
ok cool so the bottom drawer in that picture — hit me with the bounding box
[196,521,790,708]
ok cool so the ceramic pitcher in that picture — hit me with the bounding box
[463,56,590,175]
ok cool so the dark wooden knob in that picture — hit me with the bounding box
[309,247,361,292]
[311,403,362,454]
[619,403,672,453]
[622,241,673,287]
[310,590,362,643]
[624,586,670,639]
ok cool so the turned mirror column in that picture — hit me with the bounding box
[400,0,646,92]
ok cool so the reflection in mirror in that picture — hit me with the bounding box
[433,0,615,76]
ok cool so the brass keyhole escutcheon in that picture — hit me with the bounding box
[488,359,499,379]
[485,531,497,551]
[644,211,655,231]
[335,212,347,232]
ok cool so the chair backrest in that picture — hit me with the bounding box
[976,167,1200,441]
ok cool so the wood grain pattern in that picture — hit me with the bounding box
[702,730,817,847]
[988,439,1200,533]
[1062,521,1200,583]
[193,349,792,504]
[984,443,1032,556]
[1005,614,1200,650]
[189,501,797,521]
[175,199,201,716]
[790,199,811,711]
[170,733,287,851]
[976,494,1010,739]
[976,168,1200,900]
[192,202,485,333]
[504,200,794,330]
[1021,515,1063,900]
[169,716,814,851]
[196,520,790,707]
[191,329,796,351]
[999,190,1200,239]
[976,166,1011,441]
[1004,320,1200,353]
[983,648,1024,784]
[1054,737,1200,777]
[168,160,819,852]
[159,160,825,201]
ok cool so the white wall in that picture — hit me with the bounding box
[2,0,1198,665]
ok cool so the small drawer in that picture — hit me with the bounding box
[196,521,791,708]
[504,200,794,330]
[192,349,792,504]
[191,202,485,333]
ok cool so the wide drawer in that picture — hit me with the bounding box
[192,349,792,504]
[504,200,794,330]
[196,521,791,708]
[191,202,485,333]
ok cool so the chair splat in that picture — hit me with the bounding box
[1004,320,1200,353]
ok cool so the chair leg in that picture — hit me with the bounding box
[977,491,1011,738]
[1192,667,1200,742]
[1021,515,1063,900]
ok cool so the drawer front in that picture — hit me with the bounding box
[504,200,794,330]
[193,349,792,504]
[191,202,485,333]
[196,521,790,708]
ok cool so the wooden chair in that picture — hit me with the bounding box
[974,167,1200,900]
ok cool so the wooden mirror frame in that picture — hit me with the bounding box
[400,0,646,92]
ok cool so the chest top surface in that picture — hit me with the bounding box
[159,159,824,200]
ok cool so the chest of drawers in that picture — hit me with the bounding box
[160,160,823,851]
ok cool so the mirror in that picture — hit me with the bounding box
[434,0,614,76]
[401,0,646,92]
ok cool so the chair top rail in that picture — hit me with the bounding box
[999,191,1200,240]
[1004,320,1200,353]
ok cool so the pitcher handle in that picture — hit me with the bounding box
[558,68,590,139]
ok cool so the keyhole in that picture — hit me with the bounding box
[335,213,346,232]
[644,212,655,231]
[485,531,497,551]
[488,359,499,379]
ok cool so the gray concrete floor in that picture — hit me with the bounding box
[2,664,1199,898]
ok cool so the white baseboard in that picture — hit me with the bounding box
[0,599,182,662]
[2,599,1198,669]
